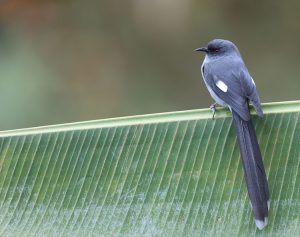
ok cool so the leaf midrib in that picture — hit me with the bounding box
[0,100,299,138]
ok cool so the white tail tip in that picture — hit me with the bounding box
[255,217,268,230]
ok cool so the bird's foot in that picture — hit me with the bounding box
[210,103,217,119]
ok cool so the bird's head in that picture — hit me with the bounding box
[195,39,239,57]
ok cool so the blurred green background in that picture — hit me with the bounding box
[0,0,299,130]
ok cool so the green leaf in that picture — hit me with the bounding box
[0,101,299,237]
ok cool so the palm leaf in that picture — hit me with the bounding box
[0,101,299,237]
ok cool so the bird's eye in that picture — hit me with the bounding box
[207,46,220,53]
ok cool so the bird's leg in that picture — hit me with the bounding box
[210,102,217,119]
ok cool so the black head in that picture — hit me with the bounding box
[195,39,238,56]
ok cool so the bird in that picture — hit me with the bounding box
[195,39,269,230]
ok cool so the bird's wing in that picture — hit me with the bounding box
[239,70,263,117]
[203,60,263,121]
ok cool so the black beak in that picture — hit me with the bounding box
[194,47,208,53]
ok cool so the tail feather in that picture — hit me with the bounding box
[232,111,269,229]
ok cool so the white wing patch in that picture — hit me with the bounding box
[216,80,228,92]
[251,77,256,86]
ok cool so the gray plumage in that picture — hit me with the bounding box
[195,39,269,230]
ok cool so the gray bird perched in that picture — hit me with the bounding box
[195,39,269,230]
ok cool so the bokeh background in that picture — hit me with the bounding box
[0,0,299,130]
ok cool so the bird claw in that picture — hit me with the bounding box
[210,103,217,119]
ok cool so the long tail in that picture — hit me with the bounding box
[232,111,269,230]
